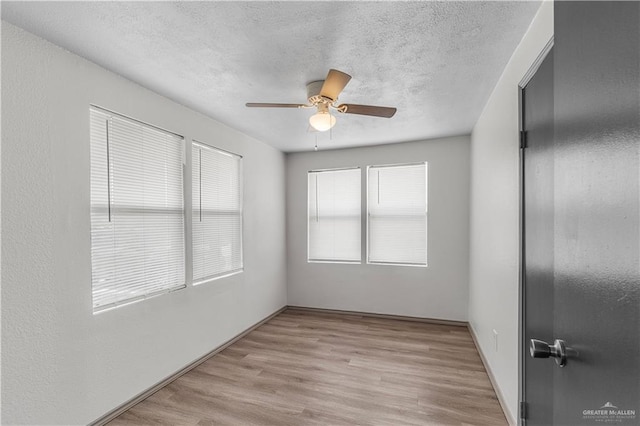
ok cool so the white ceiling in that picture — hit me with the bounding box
[2,1,541,152]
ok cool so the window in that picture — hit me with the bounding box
[192,142,243,283]
[367,162,428,266]
[308,168,361,263]
[90,107,185,312]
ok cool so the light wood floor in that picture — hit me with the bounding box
[109,309,507,425]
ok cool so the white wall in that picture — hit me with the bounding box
[468,2,553,424]
[1,22,286,425]
[287,136,470,321]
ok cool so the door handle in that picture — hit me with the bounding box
[530,339,568,367]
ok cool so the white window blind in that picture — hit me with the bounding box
[367,163,427,266]
[90,107,185,312]
[192,142,243,283]
[308,168,361,263]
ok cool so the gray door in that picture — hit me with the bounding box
[522,48,554,426]
[523,2,640,425]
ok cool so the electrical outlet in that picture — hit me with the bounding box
[493,329,499,352]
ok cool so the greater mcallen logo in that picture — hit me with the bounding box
[583,402,636,423]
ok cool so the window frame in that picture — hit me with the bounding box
[307,166,362,264]
[191,140,244,285]
[366,161,428,268]
[89,105,187,313]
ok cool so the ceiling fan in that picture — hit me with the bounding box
[246,69,397,132]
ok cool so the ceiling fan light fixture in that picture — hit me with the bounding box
[309,111,336,132]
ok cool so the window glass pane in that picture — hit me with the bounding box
[368,163,427,266]
[308,168,361,262]
[192,142,243,282]
[90,107,185,311]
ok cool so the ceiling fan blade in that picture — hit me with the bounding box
[319,69,352,101]
[338,104,397,118]
[245,103,305,108]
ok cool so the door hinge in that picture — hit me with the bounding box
[520,131,528,149]
[520,401,528,419]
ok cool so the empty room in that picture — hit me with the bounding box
[2,1,639,425]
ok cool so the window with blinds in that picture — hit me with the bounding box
[192,142,243,283]
[367,162,428,266]
[90,107,185,312]
[308,168,361,263]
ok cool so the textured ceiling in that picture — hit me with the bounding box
[2,1,541,152]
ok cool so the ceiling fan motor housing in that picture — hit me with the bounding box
[307,80,331,105]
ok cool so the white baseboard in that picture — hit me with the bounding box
[90,306,513,426]
[287,305,468,327]
[89,306,287,426]
[468,323,516,426]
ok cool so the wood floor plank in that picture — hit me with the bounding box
[108,309,507,425]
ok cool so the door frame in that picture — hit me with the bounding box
[517,36,554,426]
